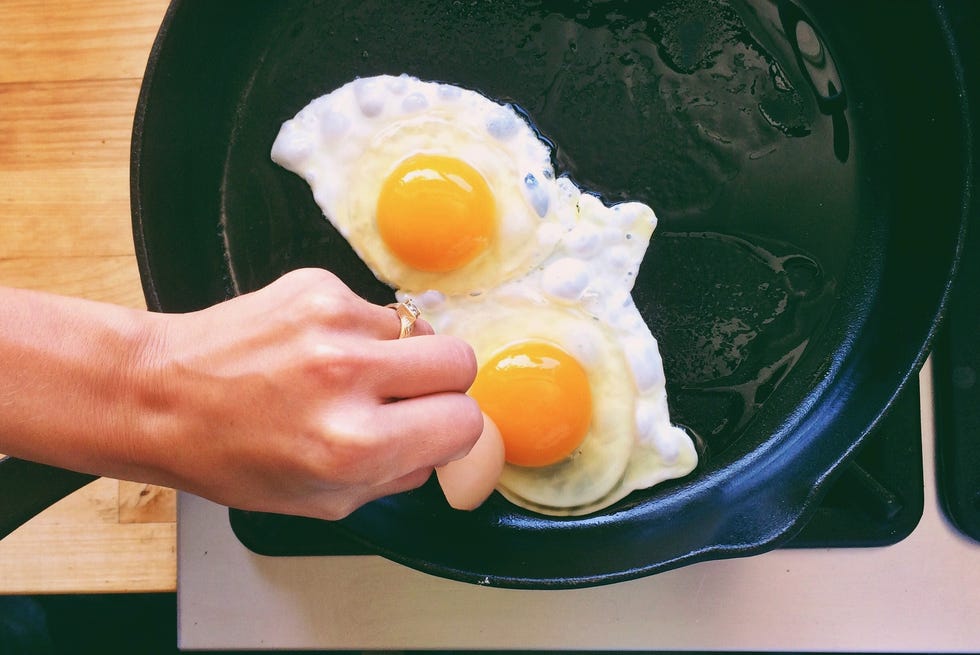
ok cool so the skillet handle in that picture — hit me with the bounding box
[0,456,97,540]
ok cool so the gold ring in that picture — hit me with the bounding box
[386,299,421,339]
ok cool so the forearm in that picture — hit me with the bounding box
[0,286,163,481]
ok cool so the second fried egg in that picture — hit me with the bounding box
[411,181,699,515]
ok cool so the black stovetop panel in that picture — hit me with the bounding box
[785,379,923,548]
[935,214,980,543]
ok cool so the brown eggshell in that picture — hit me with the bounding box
[436,413,506,511]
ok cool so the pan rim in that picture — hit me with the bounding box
[130,0,973,588]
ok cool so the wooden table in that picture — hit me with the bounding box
[0,0,175,594]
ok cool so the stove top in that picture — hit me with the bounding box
[176,363,980,652]
[178,216,980,651]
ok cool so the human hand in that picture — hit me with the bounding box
[136,268,483,520]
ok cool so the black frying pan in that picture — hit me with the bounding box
[2,0,974,588]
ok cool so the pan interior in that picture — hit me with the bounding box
[218,0,856,460]
[133,0,966,585]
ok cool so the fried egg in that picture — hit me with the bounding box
[408,179,698,515]
[427,299,637,508]
[273,74,698,516]
[271,74,561,295]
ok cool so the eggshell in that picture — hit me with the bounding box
[436,413,505,510]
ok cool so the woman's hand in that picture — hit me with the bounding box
[0,269,483,521]
[140,268,483,519]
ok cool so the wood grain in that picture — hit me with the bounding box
[0,0,174,594]
[0,0,166,84]
[0,478,176,594]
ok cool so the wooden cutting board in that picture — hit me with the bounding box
[0,0,175,594]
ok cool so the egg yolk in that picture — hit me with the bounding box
[376,154,496,273]
[468,340,592,468]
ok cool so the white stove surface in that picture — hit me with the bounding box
[178,361,980,652]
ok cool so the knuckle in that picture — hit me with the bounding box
[457,394,485,440]
[284,267,338,288]
[295,290,343,325]
[313,414,381,484]
[461,349,478,387]
[279,274,359,328]
[437,335,478,389]
[304,339,369,385]
[270,268,335,300]
[451,336,478,375]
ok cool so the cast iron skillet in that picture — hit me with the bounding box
[1,0,973,588]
